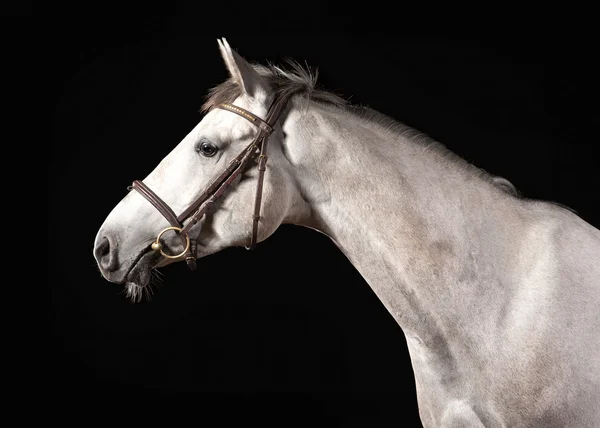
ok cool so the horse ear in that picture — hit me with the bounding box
[217,38,270,101]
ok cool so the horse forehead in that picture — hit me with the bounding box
[201,107,256,140]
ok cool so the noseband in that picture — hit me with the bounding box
[130,95,290,270]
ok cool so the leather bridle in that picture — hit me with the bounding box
[130,94,290,270]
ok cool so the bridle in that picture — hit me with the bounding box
[129,94,290,271]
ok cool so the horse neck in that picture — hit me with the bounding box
[282,101,524,344]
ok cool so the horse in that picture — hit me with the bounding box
[93,38,600,427]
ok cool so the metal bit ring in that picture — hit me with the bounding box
[151,226,190,259]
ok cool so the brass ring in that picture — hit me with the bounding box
[151,226,190,259]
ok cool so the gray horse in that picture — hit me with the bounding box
[94,39,600,427]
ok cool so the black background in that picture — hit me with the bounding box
[47,5,598,427]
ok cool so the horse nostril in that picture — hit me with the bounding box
[94,235,118,272]
[97,237,110,256]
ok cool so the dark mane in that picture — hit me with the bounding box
[202,61,522,198]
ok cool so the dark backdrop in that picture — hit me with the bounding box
[47,6,598,427]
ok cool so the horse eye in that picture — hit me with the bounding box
[196,141,218,157]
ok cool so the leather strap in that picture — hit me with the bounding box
[176,140,257,221]
[242,96,290,249]
[131,180,193,267]
[131,180,182,228]
[218,103,273,135]
[247,151,268,250]
[179,140,260,235]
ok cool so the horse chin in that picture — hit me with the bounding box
[124,250,161,301]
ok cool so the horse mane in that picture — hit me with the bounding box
[201,60,348,113]
[202,60,522,198]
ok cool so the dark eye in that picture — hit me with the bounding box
[195,140,218,157]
